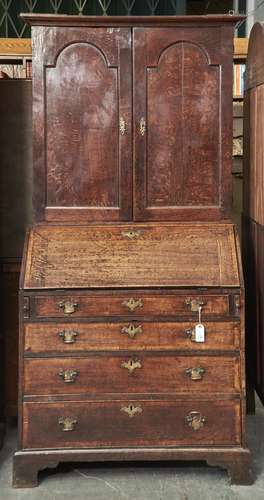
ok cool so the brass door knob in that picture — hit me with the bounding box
[121,358,142,374]
[58,301,78,315]
[121,404,142,418]
[58,417,77,432]
[186,411,206,431]
[185,367,205,381]
[58,369,79,383]
[59,330,78,344]
[121,323,142,339]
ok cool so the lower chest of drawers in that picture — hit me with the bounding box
[20,289,244,450]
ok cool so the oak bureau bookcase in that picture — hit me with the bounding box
[13,14,253,487]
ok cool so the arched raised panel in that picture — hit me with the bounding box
[147,42,219,207]
[35,27,132,222]
[134,27,232,222]
[46,43,118,208]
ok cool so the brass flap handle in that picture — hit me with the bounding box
[122,298,143,312]
[121,403,142,418]
[59,369,79,383]
[59,330,78,344]
[186,411,206,431]
[185,298,206,312]
[121,358,142,374]
[58,301,78,315]
[185,367,205,381]
[58,417,77,432]
[139,117,146,136]
[121,323,142,339]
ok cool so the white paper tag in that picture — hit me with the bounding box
[195,324,205,342]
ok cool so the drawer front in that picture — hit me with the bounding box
[33,294,230,319]
[23,355,240,395]
[22,399,241,449]
[24,321,240,353]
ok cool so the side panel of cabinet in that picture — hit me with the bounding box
[33,26,132,222]
[133,26,233,221]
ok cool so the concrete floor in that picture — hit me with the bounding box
[0,399,264,500]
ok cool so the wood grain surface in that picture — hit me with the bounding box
[23,354,240,396]
[24,321,240,354]
[23,224,240,289]
[22,399,241,449]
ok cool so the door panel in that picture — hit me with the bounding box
[133,27,233,221]
[33,27,132,222]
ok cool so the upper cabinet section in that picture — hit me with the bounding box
[31,25,132,222]
[23,15,242,223]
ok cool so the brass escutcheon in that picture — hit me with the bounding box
[122,298,143,312]
[58,301,78,315]
[139,117,146,136]
[59,369,79,383]
[58,417,77,432]
[121,358,142,374]
[185,367,205,381]
[121,230,141,240]
[185,298,205,312]
[119,116,126,135]
[59,330,78,344]
[121,323,142,339]
[186,411,206,431]
[121,403,142,418]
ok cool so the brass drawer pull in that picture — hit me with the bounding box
[58,417,77,432]
[186,411,206,431]
[121,229,141,240]
[121,323,142,339]
[139,117,146,136]
[58,301,78,315]
[59,369,79,383]
[185,367,205,381]
[59,330,78,344]
[122,298,143,312]
[121,404,142,418]
[121,358,142,374]
[185,328,196,341]
[185,298,206,312]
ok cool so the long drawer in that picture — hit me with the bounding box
[23,355,240,395]
[22,399,241,449]
[32,294,230,319]
[24,321,240,353]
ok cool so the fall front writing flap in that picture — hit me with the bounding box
[23,224,240,289]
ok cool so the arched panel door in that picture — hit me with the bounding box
[133,26,233,221]
[33,27,132,222]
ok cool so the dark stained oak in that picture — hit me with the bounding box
[22,399,241,449]
[24,321,241,354]
[32,293,231,319]
[133,24,234,221]
[31,26,132,222]
[23,354,240,396]
[15,14,251,488]
[22,224,240,289]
